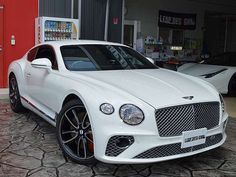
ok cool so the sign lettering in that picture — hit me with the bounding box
[159,10,196,30]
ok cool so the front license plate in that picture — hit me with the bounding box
[181,128,207,148]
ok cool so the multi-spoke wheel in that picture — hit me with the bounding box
[228,74,236,96]
[9,74,26,113]
[56,100,96,164]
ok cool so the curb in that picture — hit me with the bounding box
[0,89,9,100]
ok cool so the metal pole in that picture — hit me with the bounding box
[78,0,82,39]
[224,17,228,52]
[71,0,74,18]
[104,0,110,41]
[121,0,125,44]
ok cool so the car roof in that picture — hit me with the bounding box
[39,40,126,48]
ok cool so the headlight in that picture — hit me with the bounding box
[219,94,225,113]
[201,69,227,78]
[100,103,114,115]
[119,104,144,125]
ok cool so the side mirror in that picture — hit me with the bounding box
[146,57,155,64]
[31,58,52,70]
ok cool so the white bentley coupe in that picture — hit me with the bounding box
[178,52,236,96]
[8,41,228,164]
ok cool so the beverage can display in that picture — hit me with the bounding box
[40,18,78,43]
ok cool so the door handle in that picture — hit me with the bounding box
[26,73,31,77]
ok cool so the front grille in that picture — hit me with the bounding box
[155,102,220,137]
[134,134,223,159]
[105,136,134,157]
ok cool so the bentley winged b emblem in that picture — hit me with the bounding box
[182,96,194,100]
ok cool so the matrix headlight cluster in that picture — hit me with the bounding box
[100,103,145,125]
[219,94,225,113]
[201,69,227,78]
[119,104,144,125]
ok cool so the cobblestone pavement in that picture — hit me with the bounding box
[0,99,236,177]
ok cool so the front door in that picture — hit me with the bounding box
[124,25,134,48]
[0,5,4,87]
[26,45,60,113]
[123,20,139,50]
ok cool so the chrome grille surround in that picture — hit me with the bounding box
[134,134,223,159]
[155,102,220,137]
[105,136,134,157]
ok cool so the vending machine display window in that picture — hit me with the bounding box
[35,17,79,44]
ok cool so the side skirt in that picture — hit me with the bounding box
[21,96,56,127]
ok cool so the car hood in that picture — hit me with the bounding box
[70,69,218,109]
[178,63,227,77]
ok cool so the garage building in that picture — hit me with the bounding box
[0,0,236,88]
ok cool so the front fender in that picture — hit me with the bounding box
[177,63,197,72]
[8,61,26,96]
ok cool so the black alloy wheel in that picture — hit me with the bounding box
[57,100,96,164]
[228,74,236,96]
[9,74,26,113]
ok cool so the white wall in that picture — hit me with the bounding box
[125,0,236,40]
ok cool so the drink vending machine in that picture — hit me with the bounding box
[35,17,79,44]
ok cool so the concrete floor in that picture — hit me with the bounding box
[0,99,236,177]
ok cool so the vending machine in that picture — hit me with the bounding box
[35,17,79,44]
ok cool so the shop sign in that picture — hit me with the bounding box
[158,10,196,30]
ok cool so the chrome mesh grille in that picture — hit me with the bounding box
[105,136,134,157]
[193,134,223,151]
[155,102,220,137]
[134,134,223,159]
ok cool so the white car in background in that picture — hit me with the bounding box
[8,40,228,164]
[178,52,236,96]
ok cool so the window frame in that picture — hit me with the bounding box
[27,47,38,62]
[34,45,59,70]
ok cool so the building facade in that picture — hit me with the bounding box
[0,0,236,88]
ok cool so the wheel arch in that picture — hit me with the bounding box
[60,91,90,114]
[228,72,236,86]
[59,91,98,153]
[8,62,25,95]
[62,93,83,107]
[8,72,15,80]
[228,72,236,95]
[230,72,236,79]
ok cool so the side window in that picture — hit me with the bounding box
[61,46,97,71]
[27,47,38,62]
[35,46,58,70]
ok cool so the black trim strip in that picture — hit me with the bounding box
[21,96,55,122]
[200,69,228,78]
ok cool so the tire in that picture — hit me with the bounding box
[9,74,27,113]
[56,99,96,164]
[228,74,236,96]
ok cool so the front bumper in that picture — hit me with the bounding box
[95,113,228,164]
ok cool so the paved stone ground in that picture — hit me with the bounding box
[0,99,236,177]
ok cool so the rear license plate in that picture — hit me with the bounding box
[181,128,207,148]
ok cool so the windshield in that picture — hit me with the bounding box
[60,45,157,71]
